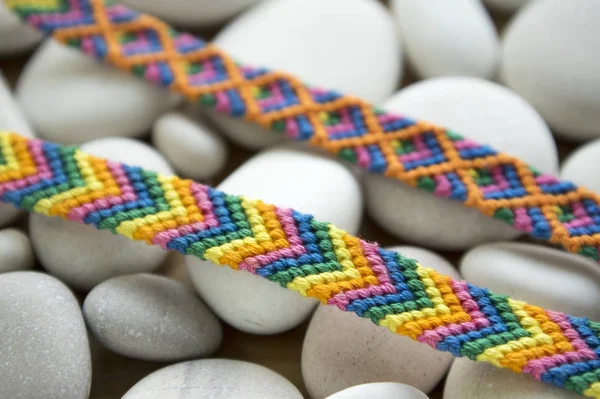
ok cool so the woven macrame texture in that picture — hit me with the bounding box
[7,0,600,263]
[1,131,600,397]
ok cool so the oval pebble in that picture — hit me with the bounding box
[327,383,429,399]
[84,274,222,362]
[391,0,500,79]
[205,0,402,150]
[460,242,600,319]
[17,40,180,144]
[187,146,363,334]
[560,139,600,193]
[365,77,558,250]
[483,0,531,13]
[501,0,600,141]
[30,137,174,291]
[0,3,43,55]
[122,358,303,399]
[152,110,228,180]
[0,229,34,273]
[121,0,262,27]
[302,246,458,398]
[444,358,581,399]
[0,272,91,399]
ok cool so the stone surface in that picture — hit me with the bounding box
[0,3,43,55]
[366,77,558,250]
[121,0,262,27]
[391,0,500,79]
[122,358,303,399]
[444,358,581,399]
[327,383,429,399]
[501,0,600,140]
[152,110,228,180]
[205,0,402,149]
[17,40,180,144]
[84,274,222,361]
[0,229,34,273]
[0,272,91,399]
[187,146,362,334]
[483,0,531,13]
[302,246,458,398]
[560,139,600,193]
[460,242,600,319]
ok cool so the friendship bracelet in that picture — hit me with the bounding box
[1,131,600,397]
[7,0,600,264]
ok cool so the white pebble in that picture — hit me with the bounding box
[17,40,180,144]
[0,272,91,398]
[460,242,600,319]
[302,247,457,398]
[121,0,263,27]
[561,139,600,193]
[366,77,557,250]
[205,0,402,149]
[30,137,174,290]
[122,358,303,399]
[444,358,581,399]
[152,110,227,180]
[187,146,362,334]
[391,0,500,79]
[0,229,34,273]
[483,0,531,13]
[502,0,600,140]
[327,383,429,399]
[0,3,42,55]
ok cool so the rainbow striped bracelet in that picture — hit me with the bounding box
[1,130,600,397]
[6,0,600,264]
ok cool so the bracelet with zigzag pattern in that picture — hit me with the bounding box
[6,0,600,264]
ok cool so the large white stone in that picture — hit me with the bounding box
[327,383,429,399]
[0,229,34,273]
[460,242,600,319]
[29,137,174,291]
[122,359,303,399]
[205,0,402,149]
[0,3,43,56]
[444,358,581,399]
[391,0,500,79]
[121,0,263,27]
[152,110,228,180]
[483,0,531,13]
[17,40,180,144]
[187,146,363,334]
[302,246,458,398]
[501,0,600,141]
[366,77,558,250]
[560,139,600,193]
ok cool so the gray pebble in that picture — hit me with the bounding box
[0,272,91,399]
[0,228,35,273]
[84,273,222,362]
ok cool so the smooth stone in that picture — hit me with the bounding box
[0,272,91,399]
[152,110,228,180]
[391,0,500,79]
[30,137,173,291]
[0,229,34,273]
[205,0,402,150]
[84,274,222,361]
[187,146,363,334]
[366,77,558,250]
[0,3,43,55]
[460,242,600,319]
[483,0,531,13]
[121,0,262,27]
[561,139,600,193]
[17,40,180,144]
[122,358,303,399]
[444,358,581,399]
[501,0,600,140]
[327,383,429,399]
[302,247,458,398]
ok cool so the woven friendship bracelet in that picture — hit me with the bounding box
[1,131,600,397]
[7,0,600,264]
